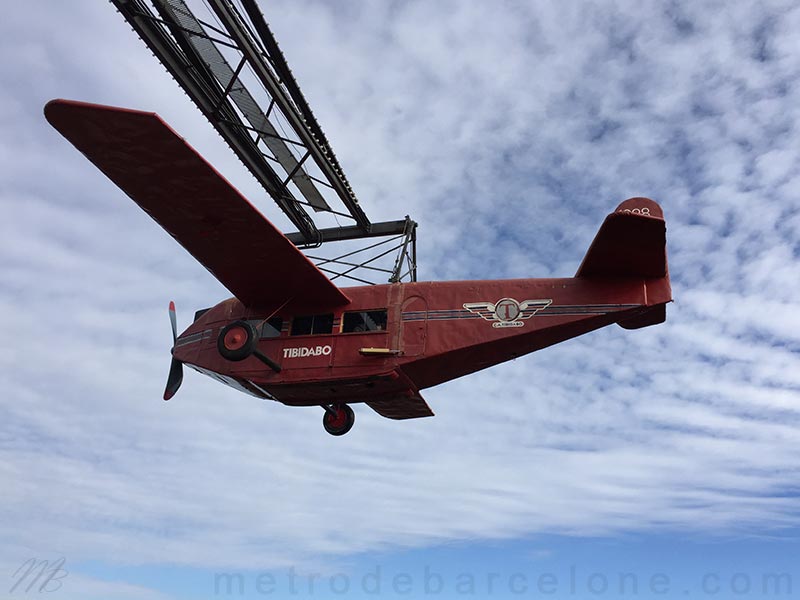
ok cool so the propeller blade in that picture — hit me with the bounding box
[164,358,183,401]
[164,300,183,400]
[168,300,178,343]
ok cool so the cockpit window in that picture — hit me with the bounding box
[261,317,283,338]
[291,313,334,336]
[342,310,388,333]
[246,317,283,338]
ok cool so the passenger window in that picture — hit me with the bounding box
[291,314,334,336]
[343,310,388,333]
[246,317,283,339]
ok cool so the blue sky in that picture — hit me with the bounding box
[3,1,800,598]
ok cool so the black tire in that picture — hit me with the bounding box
[218,320,258,361]
[323,404,355,436]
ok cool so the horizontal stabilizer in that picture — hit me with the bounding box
[45,99,349,309]
[576,197,667,279]
[367,392,434,420]
[618,303,666,330]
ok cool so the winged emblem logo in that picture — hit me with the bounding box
[463,298,552,328]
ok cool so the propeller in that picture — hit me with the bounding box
[164,300,184,400]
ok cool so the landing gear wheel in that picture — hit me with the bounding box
[218,320,258,361]
[323,404,355,436]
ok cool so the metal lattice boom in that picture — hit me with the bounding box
[110,0,417,282]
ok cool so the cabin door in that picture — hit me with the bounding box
[400,295,427,357]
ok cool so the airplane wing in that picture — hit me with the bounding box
[44,99,349,309]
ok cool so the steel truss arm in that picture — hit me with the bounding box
[110,0,420,282]
[110,0,319,240]
[237,0,370,230]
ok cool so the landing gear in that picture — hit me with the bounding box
[218,320,258,361]
[323,404,355,436]
[217,321,282,372]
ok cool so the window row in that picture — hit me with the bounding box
[244,310,388,338]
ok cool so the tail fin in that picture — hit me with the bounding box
[576,197,668,279]
[576,198,671,330]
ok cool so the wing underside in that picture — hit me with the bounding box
[44,99,349,309]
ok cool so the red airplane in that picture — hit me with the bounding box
[45,99,671,436]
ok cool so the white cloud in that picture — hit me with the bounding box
[1,0,800,589]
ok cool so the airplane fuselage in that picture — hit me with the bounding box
[174,274,671,413]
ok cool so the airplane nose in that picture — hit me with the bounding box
[171,337,195,364]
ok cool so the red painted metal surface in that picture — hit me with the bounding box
[44,99,349,310]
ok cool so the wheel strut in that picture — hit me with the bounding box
[322,403,355,436]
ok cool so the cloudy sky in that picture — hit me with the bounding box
[3,1,800,598]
